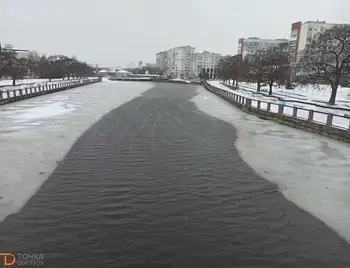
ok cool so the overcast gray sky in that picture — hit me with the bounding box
[1,0,349,67]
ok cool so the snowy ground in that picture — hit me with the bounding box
[208,80,350,129]
[0,79,154,222]
[192,85,350,244]
[239,82,350,107]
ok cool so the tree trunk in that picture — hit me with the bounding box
[328,84,338,105]
[235,80,238,87]
[257,80,261,92]
[12,76,16,86]
[268,81,273,95]
[49,77,52,82]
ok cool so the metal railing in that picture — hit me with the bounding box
[205,82,350,131]
[0,78,101,104]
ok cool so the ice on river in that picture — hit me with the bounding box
[192,85,350,244]
[0,80,154,222]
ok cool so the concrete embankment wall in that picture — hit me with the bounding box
[203,81,350,143]
[0,77,102,105]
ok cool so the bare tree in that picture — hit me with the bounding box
[247,50,269,92]
[0,53,8,77]
[264,42,290,95]
[0,44,13,77]
[218,56,231,83]
[297,24,350,105]
[27,50,41,77]
[246,43,289,94]
[218,55,241,86]
[36,54,94,80]
[3,56,30,85]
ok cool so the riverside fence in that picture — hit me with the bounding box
[204,81,350,143]
[0,77,102,105]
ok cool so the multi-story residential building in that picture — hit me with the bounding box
[166,45,195,79]
[156,46,222,79]
[237,37,289,57]
[156,51,167,72]
[192,51,222,79]
[288,20,342,81]
[289,20,336,63]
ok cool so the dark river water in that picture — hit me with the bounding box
[0,83,349,267]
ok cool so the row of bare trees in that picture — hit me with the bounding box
[0,46,95,86]
[217,24,350,104]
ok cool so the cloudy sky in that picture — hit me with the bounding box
[1,0,349,67]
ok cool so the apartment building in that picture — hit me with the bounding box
[289,20,337,63]
[156,51,167,72]
[166,45,195,79]
[237,37,288,57]
[192,51,222,79]
[156,46,222,79]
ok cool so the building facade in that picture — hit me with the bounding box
[156,46,222,79]
[237,37,289,57]
[156,51,167,72]
[289,20,336,63]
[0,43,29,59]
[166,45,195,79]
[192,51,222,79]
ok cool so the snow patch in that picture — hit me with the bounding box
[18,102,76,120]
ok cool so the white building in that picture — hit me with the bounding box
[289,20,336,63]
[157,46,222,79]
[192,51,222,79]
[166,45,195,79]
[1,44,29,59]
[237,37,289,57]
[156,51,167,72]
